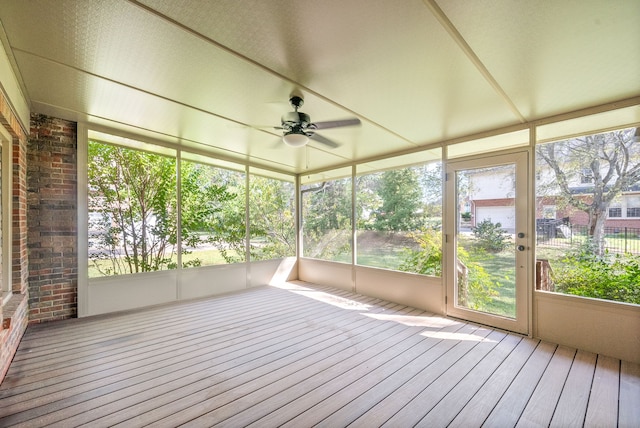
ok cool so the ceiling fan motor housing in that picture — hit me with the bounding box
[281,111,311,132]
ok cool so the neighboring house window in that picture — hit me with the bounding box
[580,169,593,184]
[609,207,622,217]
[609,197,622,218]
[607,195,640,219]
[628,208,640,217]
[626,196,640,218]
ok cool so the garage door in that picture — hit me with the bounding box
[476,206,515,231]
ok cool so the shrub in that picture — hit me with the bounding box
[552,243,640,304]
[400,230,502,312]
[399,228,442,276]
[472,219,511,253]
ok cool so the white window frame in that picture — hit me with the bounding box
[607,194,640,219]
[0,124,12,303]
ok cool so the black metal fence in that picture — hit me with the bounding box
[536,219,640,254]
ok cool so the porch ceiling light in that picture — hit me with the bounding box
[283,131,309,147]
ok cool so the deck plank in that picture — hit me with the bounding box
[67,299,405,427]
[0,294,325,396]
[447,337,541,427]
[0,293,346,409]
[416,333,523,427]
[185,311,449,427]
[2,296,393,426]
[482,340,558,427]
[240,316,465,428]
[288,322,487,428]
[121,304,416,427]
[549,349,598,428]
[584,355,620,428]
[619,360,640,428]
[0,282,634,428]
[380,329,507,427]
[515,345,576,428]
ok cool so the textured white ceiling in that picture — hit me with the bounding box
[0,0,638,174]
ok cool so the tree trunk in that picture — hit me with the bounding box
[588,209,607,256]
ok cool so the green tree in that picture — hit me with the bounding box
[302,178,352,260]
[88,143,177,275]
[373,168,423,231]
[418,162,443,218]
[472,219,511,253]
[88,143,243,275]
[249,176,296,260]
[181,162,245,265]
[355,174,383,230]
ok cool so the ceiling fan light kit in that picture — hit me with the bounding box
[277,95,361,148]
[283,132,309,147]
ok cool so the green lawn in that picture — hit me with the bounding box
[471,250,516,317]
[356,247,407,270]
[89,248,237,277]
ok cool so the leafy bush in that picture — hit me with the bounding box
[472,219,511,253]
[399,228,442,276]
[400,230,502,312]
[552,244,640,304]
[461,212,472,221]
[457,246,501,311]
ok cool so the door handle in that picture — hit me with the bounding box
[517,245,526,251]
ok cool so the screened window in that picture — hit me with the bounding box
[180,160,246,267]
[88,140,177,277]
[301,174,352,262]
[535,124,640,305]
[249,172,296,261]
[356,161,442,275]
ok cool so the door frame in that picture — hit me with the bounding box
[444,151,531,334]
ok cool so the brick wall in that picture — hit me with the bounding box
[27,114,77,323]
[0,89,29,383]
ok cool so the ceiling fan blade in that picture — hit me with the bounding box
[310,118,361,130]
[248,125,283,130]
[310,133,340,148]
[269,138,283,149]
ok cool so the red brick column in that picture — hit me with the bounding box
[27,114,77,323]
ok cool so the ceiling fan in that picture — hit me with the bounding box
[276,96,361,148]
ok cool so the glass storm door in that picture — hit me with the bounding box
[445,152,529,334]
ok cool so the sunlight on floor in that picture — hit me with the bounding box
[274,281,372,311]
[420,329,496,342]
[362,312,456,328]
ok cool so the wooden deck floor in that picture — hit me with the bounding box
[0,282,638,427]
